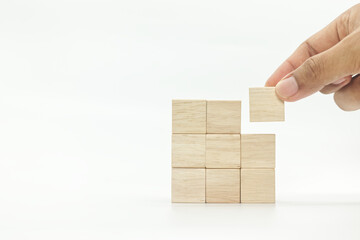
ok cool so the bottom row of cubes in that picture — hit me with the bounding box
[172,168,275,203]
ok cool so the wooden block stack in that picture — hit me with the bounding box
[171,87,284,203]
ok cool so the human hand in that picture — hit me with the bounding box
[265,4,360,111]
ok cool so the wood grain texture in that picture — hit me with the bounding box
[206,101,241,133]
[172,168,205,203]
[249,87,284,122]
[241,134,275,169]
[206,169,240,203]
[172,134,205,168]
[241,169,275,203]
[172,100,206,133]
[206,134,241,168]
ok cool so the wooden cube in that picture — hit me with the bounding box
[207,101,241,133]
[206,169,240,203]
[172,168,205,203]
[249,87,284,122]
[241,169,275,203]
[172,134,205,168]
[172,100,206,133]
[206,134,241,168]
[241,134,275,168]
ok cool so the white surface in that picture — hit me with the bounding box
[0,0,360,239]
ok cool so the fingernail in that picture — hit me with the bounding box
[275,76,299,99]
[333,78,346,85]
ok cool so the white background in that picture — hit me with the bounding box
[0,0,360,239]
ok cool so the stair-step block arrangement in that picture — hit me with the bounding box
[171,87,284,203]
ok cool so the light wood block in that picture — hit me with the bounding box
[249,87,284,122]
[172,100,206,133]
[206,134,241,168]
[241,134,275,169]
[207,101,241,133]
[206,169,240,203]
[172,134,205,168]
[241,169,275,203]
[172,168,205,203]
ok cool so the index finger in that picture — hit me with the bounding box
[265,10,350,87]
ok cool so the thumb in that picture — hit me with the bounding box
[275,33,360,102]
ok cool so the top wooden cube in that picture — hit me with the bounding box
[249,87,284,122]
[207,101,241,133]
[172,100,207,133]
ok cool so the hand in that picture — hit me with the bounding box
[265,4,360,111]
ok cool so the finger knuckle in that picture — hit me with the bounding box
[302,57,323,82]
[337,10,351,37]
[298,41,317,57]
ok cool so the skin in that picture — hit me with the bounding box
[265,4,360,111]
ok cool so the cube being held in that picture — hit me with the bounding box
[249,87,284,122]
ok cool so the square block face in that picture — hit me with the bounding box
[206,134,241,168]
[249,87,284,122]
[172,100,206,133]
[206,169,240,203]
[241,169,275,203]
[172,134,205,168]
[172,168,205,203]
[207,101,241,133]
[241,134,275,168]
